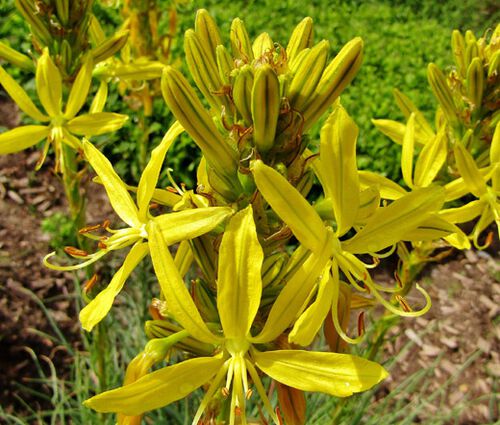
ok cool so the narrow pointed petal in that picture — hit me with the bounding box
[404,215,470,249]
[454,142,488,198]
[65,54,94,119]
[90,80,108,113]
[0,66,48,121]
[319,105,360,235]
[152,207,233,245]
[253,350,388,397]
[217,206,262,339]
[414,126,447,187]
[358,170,407,200]
[85,356,224,415]
[36,48,62,117]
[149,223,219,344]
[251,160,327,253]
[343,186,445,254]
[83,140,140,228]
[439,199,484,224]
[67,112,128,136]
[80,243,149,331]
[137,122,184,221]
[371,119,405,145]
[401,113,415,188]
[0,125,49,154]
[251,238,332,344]
[288,269,333,346]
[393,88,435,140]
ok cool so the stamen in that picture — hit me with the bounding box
[102,219,111,229]
[394,271,404,288]
[166,168,183,195]
[221,387,230,398]
[246,389,253,399]
[98,241,107,250]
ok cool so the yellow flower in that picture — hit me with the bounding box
[0,48,127,170]
[250,105,452,346]
[84,206,388,424]
[44,122,233,331]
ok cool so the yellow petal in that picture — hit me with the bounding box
[84,356,223,415]
[444,167,491,202]
[90,80,108,113]
[251,234,333,344]
[288,268,333,346]
[36,48,62,117]
[393,88,435,140]
[414,126,447,187]
[355,187,380,223]
[454,141,488,198]
[439,199,484,224]
[136,121,184,221]
[343,186,444,254]
[286,17,314,64]
[0,125,49,154]
[64,54,93,119]
[83,140,140,228]
[152,207,233,245]
[66,112,128,136]
[217,206,262,339]
[401,113,415,188]
[148,223,219,344]
[253,350,388,397]
[0,66,48,121]
[371,119,405,145]
[79,242,149,332]
[404,214,470,249]
[251,160,327,253]
[358,170,406,200]
[319,105,360,235]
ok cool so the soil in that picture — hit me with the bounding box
[0,100,498,424]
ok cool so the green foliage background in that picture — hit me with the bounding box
[2,0,498,184]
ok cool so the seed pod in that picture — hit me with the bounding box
[286,17,313,64]
[233,65,254,124]
[91,30,129,64]
[184,29,229,112]
[216,44,234,85]
[252,64,281,152]
[230,18,253,62]
[252,32,274,58]
[194,9,222,62]
[0,41,34,70]
[451,30,466,77]
[287,40,329,111]
[161,66,239,184]
[302,37,363,131]
[427,63,459,127]
[466,57,484,109]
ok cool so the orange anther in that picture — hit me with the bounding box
[78,223,101,234]
[64,246,89,257]
[357,311,365,337]
[84,274,98,293]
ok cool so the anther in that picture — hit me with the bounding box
[395,295,412,312]
[84,274,98,293]
[98,241,107,250]
[246,388,253,399]
[357,312,365,337]
[102,219,111,229]
[221,387,230,398]
[64,246,89,257]
[234,406,242,416]
[78,224,101,234]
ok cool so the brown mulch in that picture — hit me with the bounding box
[380,250,500,424]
